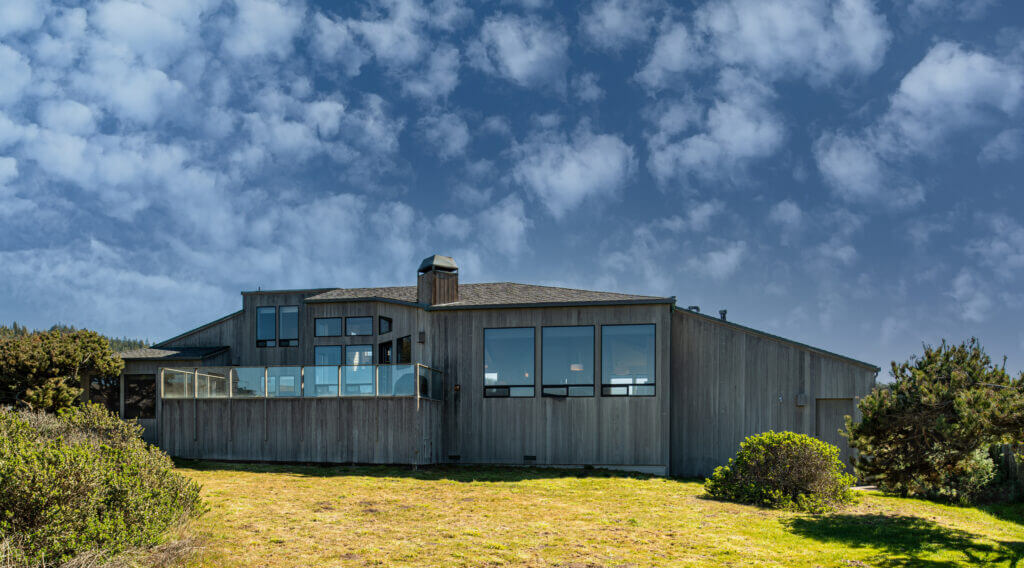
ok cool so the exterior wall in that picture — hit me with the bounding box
[431,304,673,474]
[158,397,441,464]
[121,358,206,444]
[156,312,243,351]
[669,309,876,477]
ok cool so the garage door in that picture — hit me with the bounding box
[816,398,856,473]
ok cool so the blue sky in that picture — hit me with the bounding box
[0,0,1022,374]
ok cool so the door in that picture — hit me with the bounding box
[816,398,856,473]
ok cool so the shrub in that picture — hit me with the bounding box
[703,431,856,513]
[0,404,205,566]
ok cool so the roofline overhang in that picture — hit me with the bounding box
[303,296,677,310]
[672,306,881,373]
[120,346,231,362]
[153,312,242,348]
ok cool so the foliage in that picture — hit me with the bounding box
[845,338,1024,504]
[0,404,205,566]
[0,329,124,412]
[0,323,148,354]
[703,430,856,513]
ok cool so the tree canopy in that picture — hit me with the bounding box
[0,329,124,412]
[845,338,1024,503]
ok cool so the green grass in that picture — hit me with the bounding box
[175,461,1023,567]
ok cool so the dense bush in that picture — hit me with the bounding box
[703,431,856,513]
[846,339,1024,504]
[0,404,204,566]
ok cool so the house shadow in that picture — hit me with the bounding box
[174,458,663,483]
[785,513,1024,567]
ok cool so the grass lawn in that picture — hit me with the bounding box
[177,461,1023,567]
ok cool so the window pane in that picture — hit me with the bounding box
[378,341,393,364]
[268,367,301,397]
[346,317,372,336]
[397,336,412,364]
[602,324,655,388]
[315,318,341,337]
[379,316,392,334]
[315,346,342,365]
[305,366,338,397]
[232,367,265,397]
[90,376,120,414]
[257,307,276,341]
[345,345,372,365]
[124,374,155,419]
[197,368,230,398]
[484,328,534,388]
[279,306,299,340]
[162,369,193,398]
[542,326,594,388]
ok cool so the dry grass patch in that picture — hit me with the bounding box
[177,461,1023,567]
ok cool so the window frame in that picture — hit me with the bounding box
[540,325,596,398]
[600,323,657,397]
[123,373,156,419]
[314,317,342,337]
[256,306,277,348]
[396,335,412,364]
[379,316,393,335]
[278,305,299,347]
[345,316,373,337]
[482,326,536,398]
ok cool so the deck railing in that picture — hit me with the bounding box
[160,364,443,400]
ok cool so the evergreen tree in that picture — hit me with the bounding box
[846,338,1024,503]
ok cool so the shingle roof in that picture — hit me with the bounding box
[305,282,671,307]
[118,346,229,360]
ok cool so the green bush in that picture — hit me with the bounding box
[703,431,857,513]
[0,404,204,566]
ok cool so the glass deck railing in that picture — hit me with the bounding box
[160,364,443,400]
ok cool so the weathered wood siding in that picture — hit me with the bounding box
[669,309,876,477]
[159,397,441,464]
[431,304,672,473]
[156,312,243,351]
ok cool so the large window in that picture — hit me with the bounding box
[256,306,276,347]
[601,324,656,396]
[90,376,120,414]
[346,316,372,336]
[315,345,342,365]
[379,316,392,334]
[315,318,342,337]
[542,326,594,397]
[123,374,155,419]
[397,335,412,364]
[279,306,299,346]
[378,341,393,364]
[483,328,535,397]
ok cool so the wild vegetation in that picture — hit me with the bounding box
[847,338,1024,504]
[703,431,856,513]
[0,405,204,568]
[0,323,148,354]
[177,461,1024,567]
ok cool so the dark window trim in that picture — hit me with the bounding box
[379,316,393,335]
[540,324,596,397]
[279,305,300,343]
[256,306,277,348]
[482,326,536,398]
[600,323,657,397]
[345,316,374,337]
[314,317,343,337]
[396,335,412,364]
[378,340,393,364]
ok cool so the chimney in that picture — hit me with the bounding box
[417,254,459,305]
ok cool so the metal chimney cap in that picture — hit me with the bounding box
[719,309,728,321]
[418,254,458,273]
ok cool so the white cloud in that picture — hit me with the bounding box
[349,0,430,67]
[687,241,747,280]
[402,43,460,100]
[37,99,96,136]
[905,0,998,21]
[0,0,47,37]
[468,14,569,92]
[0,45,32,106]
[223,0,304,59]
[418,112,470,160]
[572,72,604,102]
[694,0,891,84]
[91,0,205,68]
[481,115,512,137]
[967,215,1024,279]
[979,128,1023,164]
[635,22,702,90]
[813,132,926,208]
[478,194,531,257]
[435,212,471,239]
[70,44,185,125]
[512,120,636,218]
[768,200,803,230]
[950,269,992,323]
[647,70,783,184]
[579,0,657,52]
[311,13,370,76]
[654,200,726,233]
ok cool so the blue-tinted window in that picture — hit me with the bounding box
[343,345,374,394]
[346,317,372,336]
[542,326,594,397]
[601,324,656,396]
[379,316,392,334]
[484,328,534,397]
[315,318,342,337]
[256,306,276,347]
[233,367,265,397]
[279,306,298,345]
[315,346,342,365]
[268,367,301,397]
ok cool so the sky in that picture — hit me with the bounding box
[0,0,1022,376]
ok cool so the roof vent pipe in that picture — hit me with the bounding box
[719,309,727,321]
[687,305,700,312]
